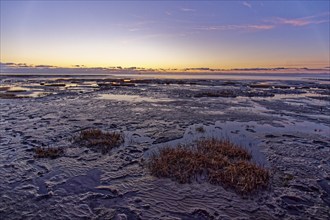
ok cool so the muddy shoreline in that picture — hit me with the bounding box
[1,76,329,219]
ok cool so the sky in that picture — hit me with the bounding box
[0,0,329,71]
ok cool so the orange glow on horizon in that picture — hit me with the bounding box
[1,58,329,71]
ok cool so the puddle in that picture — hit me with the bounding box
[64,83,79,88]
[43,83,66,87]
[97,94,174,102]
[7,86,30,92]
[145,118,330,167]
[0,86,52,98]
[146,122,270,166]
[16,91,51,98]
[9,82,100,94]
[123,131,154,145]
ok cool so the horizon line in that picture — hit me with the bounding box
[1,61,330,74]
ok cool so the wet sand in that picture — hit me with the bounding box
[0,75,329,219]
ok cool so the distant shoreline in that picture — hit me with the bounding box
[1,72,329,81]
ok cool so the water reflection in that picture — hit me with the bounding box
[7,86,30,92]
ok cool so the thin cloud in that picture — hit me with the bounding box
[114,20,155,32]
[181,8,196,12]
[35,65,56,68]
[0,62,149,74]
[1,62,31,68]
[242,1,252,9]
[3,62,15,65]
[275,18,328,26]
[270,12,330,27]
[165,11,172,16]
[194,24,274,31]
[129,28,142,32]
[192,12,329,33]
[1,62,327,74]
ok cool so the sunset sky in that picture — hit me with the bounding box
[1,1,329,70]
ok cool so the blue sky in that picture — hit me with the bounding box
[1,1,329,70]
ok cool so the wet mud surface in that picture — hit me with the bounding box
[1,75,329,219]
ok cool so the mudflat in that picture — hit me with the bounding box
[0,75,329,219]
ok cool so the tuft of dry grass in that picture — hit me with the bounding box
[148,138,269,194]
[75,129,124,154]
[209,161,269,193]
[34,147,64,159]
[0,87,10,91]
[195,126,205,133]
[196,139,251,160]
[149,146,208,183]
[0,93,21,99]
[194,90,237,98]
[249,84,272,89]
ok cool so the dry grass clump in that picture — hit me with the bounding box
[0,93,21,99]
[148,138,269,194]
[149,146,208,183]
[75,129,124,154]
[195,126,205,133]
[0,87,10,91]
[209,161,269,193]
[194,90,237,98]
[249,84,272,89]
[34,147,64,159]
[196,139,251,160]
